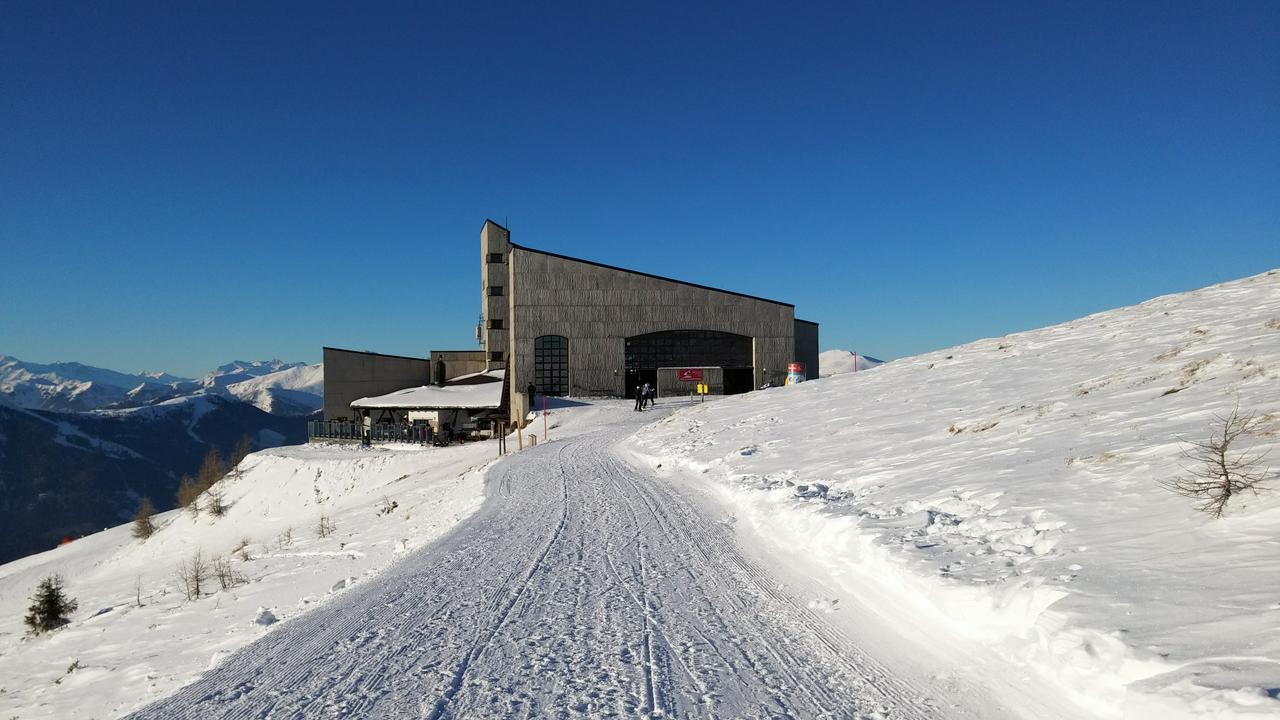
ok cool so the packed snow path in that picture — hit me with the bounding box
[129,413,964,719]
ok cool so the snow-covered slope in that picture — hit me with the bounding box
[819,349,885,376]
[0,442,494,719]
[0,400,623,719]
[628,269,1280,718]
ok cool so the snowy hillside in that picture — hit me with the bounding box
[819,349,885,376]
[0,403,621,719]
[0,395,309,564]
[628,269,1280,718]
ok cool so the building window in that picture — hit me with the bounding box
[489,351,504,362]
[534,335,569,397]
[487,253,504,263]
[488,319,504,330]
[624,329,752,369]
[488,286,504,296]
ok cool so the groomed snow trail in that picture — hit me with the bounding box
[128,412,952,719]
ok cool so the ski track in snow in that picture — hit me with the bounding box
[126,412,946,720]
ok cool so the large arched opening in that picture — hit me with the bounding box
[623,329,754,397]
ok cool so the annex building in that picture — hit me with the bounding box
[322,219,818,427]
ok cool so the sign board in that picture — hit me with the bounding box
[676,368,703,382]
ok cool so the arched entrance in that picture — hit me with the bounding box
[623,329,754,396]
[534,335,570,396]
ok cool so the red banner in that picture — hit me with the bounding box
[676,368,703,382]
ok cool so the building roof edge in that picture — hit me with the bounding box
[508,242,795,308]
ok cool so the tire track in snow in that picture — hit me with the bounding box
[128,409,962,720]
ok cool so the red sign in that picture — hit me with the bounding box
[676,368,703,382]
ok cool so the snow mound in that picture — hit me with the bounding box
[819,349,884,376]
[630,268,1280,718]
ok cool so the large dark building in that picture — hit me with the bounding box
[323,220,818,425]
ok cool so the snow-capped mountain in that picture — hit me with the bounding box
[0,356,323,564]
[198,360,307,390]
[818,349,885,376]
[0,356,322,416]
[225,364,324,416]
[0,355,193,413]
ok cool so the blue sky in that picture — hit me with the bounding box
[2,2,1277,378]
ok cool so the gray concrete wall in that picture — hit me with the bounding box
[794,319,820,381]
[429,350,489,382]
[506,247,796,421]
[322,347,430,421]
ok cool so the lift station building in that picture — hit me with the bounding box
[323,219,818,426]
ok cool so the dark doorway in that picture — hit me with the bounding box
[723,368,755,395]
[624,329,755,396]
[625,368,657,399]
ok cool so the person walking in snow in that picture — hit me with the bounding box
[634,386,643,411]
[641,382,652,409]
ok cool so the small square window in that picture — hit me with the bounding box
[488,286,504,296]
[489,351,504,362]
[487,253,504,263]
[488,319,504,330]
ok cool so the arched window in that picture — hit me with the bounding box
[534,335,569,396]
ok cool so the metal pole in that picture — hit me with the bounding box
[542,393,547,442]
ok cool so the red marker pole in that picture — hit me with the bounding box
[853,352,858,373]
[542,393,548,442]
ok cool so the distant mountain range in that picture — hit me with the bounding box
[0,355,322,416]
[0,355,323,564]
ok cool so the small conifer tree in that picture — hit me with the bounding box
[229,435,253,470]
[176,474,201,515]
[132,497,157,539]
[24,575,78,635]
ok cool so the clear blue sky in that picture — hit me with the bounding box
[2,1,1277,378]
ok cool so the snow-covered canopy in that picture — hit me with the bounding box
[350,370,505,410]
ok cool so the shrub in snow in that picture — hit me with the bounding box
[207,484,228,517]
[317,514,336,538]
[1160,405,1273,517]
[24,575,78,635]
[131,497,157,539]
[213,556,248,590]
[233,536,253,561]
[177,549,213,600]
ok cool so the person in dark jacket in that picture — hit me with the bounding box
[634,386,643,411]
